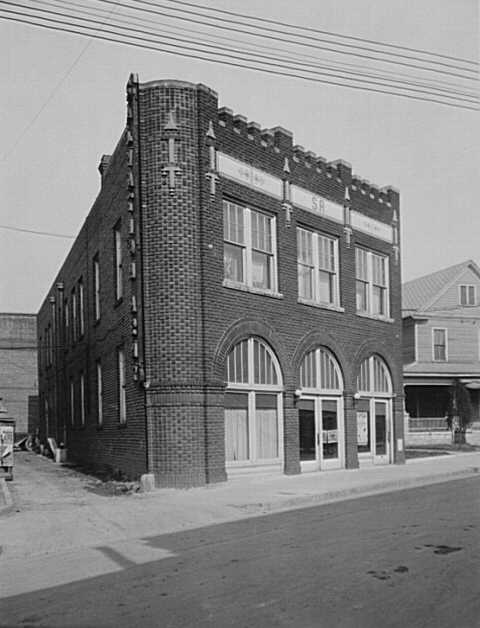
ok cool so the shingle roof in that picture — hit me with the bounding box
[402,260,477,312]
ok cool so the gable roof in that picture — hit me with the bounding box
[402,259,480,313]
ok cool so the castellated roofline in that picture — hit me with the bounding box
[135,78,398,201]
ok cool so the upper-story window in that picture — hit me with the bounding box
[71,288,77,343]
[114,222,123,301]
[459,284,476,306]
[433,328,447,361]
[223,200,277,293]
[355,247,390,318]
[297,227,339,307]
[93,254,100,321]
[78,278,85,337]
[118,347,127,424]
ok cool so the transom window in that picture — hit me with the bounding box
[225,337,283,465]
[300,347,343,392]
[357,355,392,395]
[297,227,339,306]
[432,328,447,361]
[223,200,277,293]
[355,247,390,318]
[459,284,476,306]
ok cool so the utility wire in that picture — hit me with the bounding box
[2,13,478,111]
[0,224,75,238]
[110,0,478,77]
[160,0,479,67]
[8,3,478,104]
[25,0,480,101]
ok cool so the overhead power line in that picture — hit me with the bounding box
[0,3,478,110]
[0,224,75,239]
[23,0,480,102]
[1,11,478,111]
[160,0,479,67]
[93,0,480,80]
[6,2,478,105]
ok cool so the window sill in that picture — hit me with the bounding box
[356,311,394,324]
[298,298,344,313]
[223,279,284,300]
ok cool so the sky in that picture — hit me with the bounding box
[1,0,479,313]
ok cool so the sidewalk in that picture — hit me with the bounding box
[1,450,479,557]
[1,451,479,599]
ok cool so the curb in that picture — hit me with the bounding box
[233,467,480,515]
[0,477,13,511]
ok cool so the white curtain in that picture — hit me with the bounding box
[255,408,278,459]
[225,408,249,461]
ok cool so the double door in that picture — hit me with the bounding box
[298,397,344,471]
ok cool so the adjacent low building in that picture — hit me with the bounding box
[403,260,480,430]
[0,313,38,437]
[37,76,404,487]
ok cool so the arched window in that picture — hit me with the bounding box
[225,338,283,466]
[357,354,392,395]
[300,347,343,392]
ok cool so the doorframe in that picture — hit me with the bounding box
[299,394,345,472]
[357,396,393,465]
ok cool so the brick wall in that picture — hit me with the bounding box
[0,313,37,436]
[38,76,404,486]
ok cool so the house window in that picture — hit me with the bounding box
[78,278,85,337]
[114,223,123,301]
[460,285,475,306]
[93,255,100,321]
[96,361,103,426]
[433,328,447,361]
[355,247,390,317]
[223,200,277,293]
[225,337,283,465]
[118,348,127,424]
[70,378,75,426]
[80,372,86,427]
[64,298,69,346]
[297,227,339,306]
[71,288,77,343]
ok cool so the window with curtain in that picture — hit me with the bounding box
[355,247,390,318]
[297,227,339,306]
[225,337,282,465]
[223,200,277,293]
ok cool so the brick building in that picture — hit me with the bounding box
[37,76,404,487]
[0,313,38,436]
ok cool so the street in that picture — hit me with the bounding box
[2,473,479,628]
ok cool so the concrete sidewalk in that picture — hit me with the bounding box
[1,450,479,557]
[1,451,479,599]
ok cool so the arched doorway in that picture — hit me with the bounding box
[224,337,284,472]
[356,354,393,465]
[298,347,345,471]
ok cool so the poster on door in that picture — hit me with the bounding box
[323,430,338,443]
[356,412,369,446]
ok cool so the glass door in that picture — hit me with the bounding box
[299,397,344,471]
[299,398,317,471]
[320,398,342,469]
[373,400,390,464]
